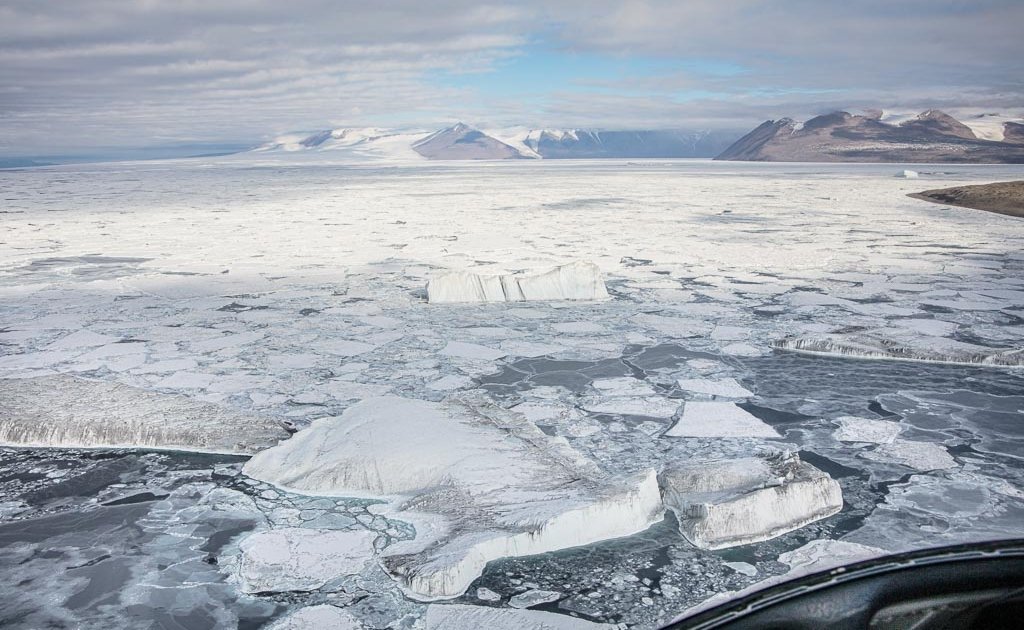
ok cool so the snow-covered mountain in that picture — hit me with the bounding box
[251,123,742,161]
[411,123,526,160]
[716,110,1024,163]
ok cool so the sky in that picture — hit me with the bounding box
[1,0,1022,158]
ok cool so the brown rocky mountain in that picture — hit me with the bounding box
[716,110,1024,163]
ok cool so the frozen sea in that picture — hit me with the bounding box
[1,158,1023,629]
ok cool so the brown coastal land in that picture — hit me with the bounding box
[909,181,1024,218]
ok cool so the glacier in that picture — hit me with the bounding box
[427,262,609,303]
[659,452,844,549]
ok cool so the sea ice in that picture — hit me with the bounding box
[833,416,901,444]
[863,439,958,470]
[659,453,843,549]
[440,341,507,361]
[676,378,753,399]
[231,528,377,593]
[664,402,780,438]
[0,374,288,454]
[427,262,609,303]
[423,604,620,629]
[243,395,664,599]
[266,605,364,630]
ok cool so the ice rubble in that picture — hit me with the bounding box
[427,262,609,303]
[243,395,663,600]
[664,401,780,438]
[659,453,843,549]
[232,528,377,593]
[775,332,1024,367]
[423,603,621,629]
[0,374,288,454]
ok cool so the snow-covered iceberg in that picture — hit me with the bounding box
[775,331,1024,367]
[0,374,289,454]
[659,452,843,549]
[243,395,663,600]
[427,262,609,303]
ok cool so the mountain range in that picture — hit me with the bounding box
[716,110,1024,163]
[251,110,1024,163]
[254,124,742,160]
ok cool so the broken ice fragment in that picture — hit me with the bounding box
[659,453,843,549]
[509,589,563,608]
[833,416,901,444]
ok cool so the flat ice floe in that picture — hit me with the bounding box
[427,261,609,303]
[664,401,780,438]
[423,603,621,629]
[659,452,843,549]
[0,374,288,454]
[266,605,364,630]
[243,395,663,599]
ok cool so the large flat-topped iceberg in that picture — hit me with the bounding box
[660,453,843,549]
[243,395,663,600]
[0,374,289,454]
[427,262,609,303]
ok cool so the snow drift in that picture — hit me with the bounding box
[427,261,610,304]
[659,452,843,549]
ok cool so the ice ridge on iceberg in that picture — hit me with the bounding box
[659,451,843,550]
[427,261,609,303]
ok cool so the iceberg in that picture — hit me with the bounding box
[231,528,377,593]
[775,332,1024,367]
[0,374,289,454]
[427,262,609,303]
[659,452,843,549]
[243,395,663,600]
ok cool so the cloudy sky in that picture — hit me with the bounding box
[1,0,1022,157]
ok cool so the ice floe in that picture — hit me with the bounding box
[0,374,288,454]
[267,605,364,630]
[659,452,843,549]
[231,528,377,593]
[664,402,780,438]
[862,439,958,470]
[509,589,563,608]
[427,262,609,303]
[243,395,664,599]
[833,416,901,444]
[423,604,621,629]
